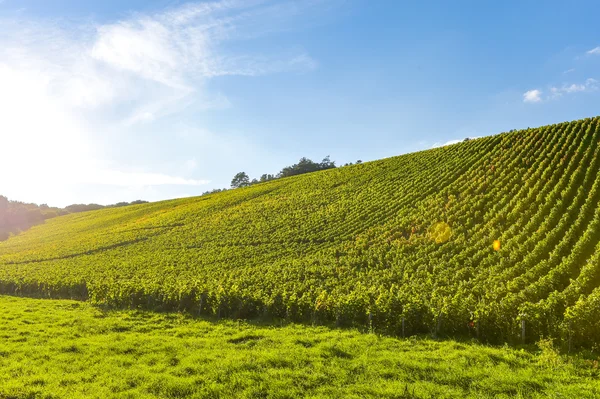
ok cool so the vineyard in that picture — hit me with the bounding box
[1,117,600,348]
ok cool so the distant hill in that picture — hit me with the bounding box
[1,117,599,348]
[0,198,148,241]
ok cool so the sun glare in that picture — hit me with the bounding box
[0,64,92,205]
[493,240,501,251]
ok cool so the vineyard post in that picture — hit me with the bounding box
[312,297,319,326]
[402,316,405,338]
[568,321,572,354]
[519,313,527,344]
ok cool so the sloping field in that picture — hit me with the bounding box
[1,117,600,347]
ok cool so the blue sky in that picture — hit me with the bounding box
[1,0,599,206]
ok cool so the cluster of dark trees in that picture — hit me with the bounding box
[0,195,147,241]
[228,156,361,189]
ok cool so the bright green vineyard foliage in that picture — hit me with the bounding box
[1,117,600,347]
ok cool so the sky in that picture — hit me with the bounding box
[0,0,599,207]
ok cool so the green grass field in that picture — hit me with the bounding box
[1,295,599,399]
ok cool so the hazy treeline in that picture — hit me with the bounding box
[0,196,147,241]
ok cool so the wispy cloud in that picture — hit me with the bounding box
[432,137,481,148]
[433,139,462,148]
[587,46,600,55]
[523,78,599,103]
[71,170,209,187]
[0,0,324,205]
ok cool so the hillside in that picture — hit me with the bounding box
[1,117,600,347]
[0,198,149,242]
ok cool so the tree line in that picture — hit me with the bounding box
[202,156,362,194]
[0,196,147,241]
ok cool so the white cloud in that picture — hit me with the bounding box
[91,19,190,90]
[523,89,542,103]
[585,77,599,89]
[437,139,462,147]
[89,1,318,83]
[549,78,598,97]
[0,0,322,206]
[73,169,209,187]
[289,53,319,71]
[524,78,599,103]
[587,46,600,55]
[432,137,481,148]
[563,83,586,93]
[549,86,562,99]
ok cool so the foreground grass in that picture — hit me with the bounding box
[0,296,598,398]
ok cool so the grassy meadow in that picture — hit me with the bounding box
[0,295,599,398]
